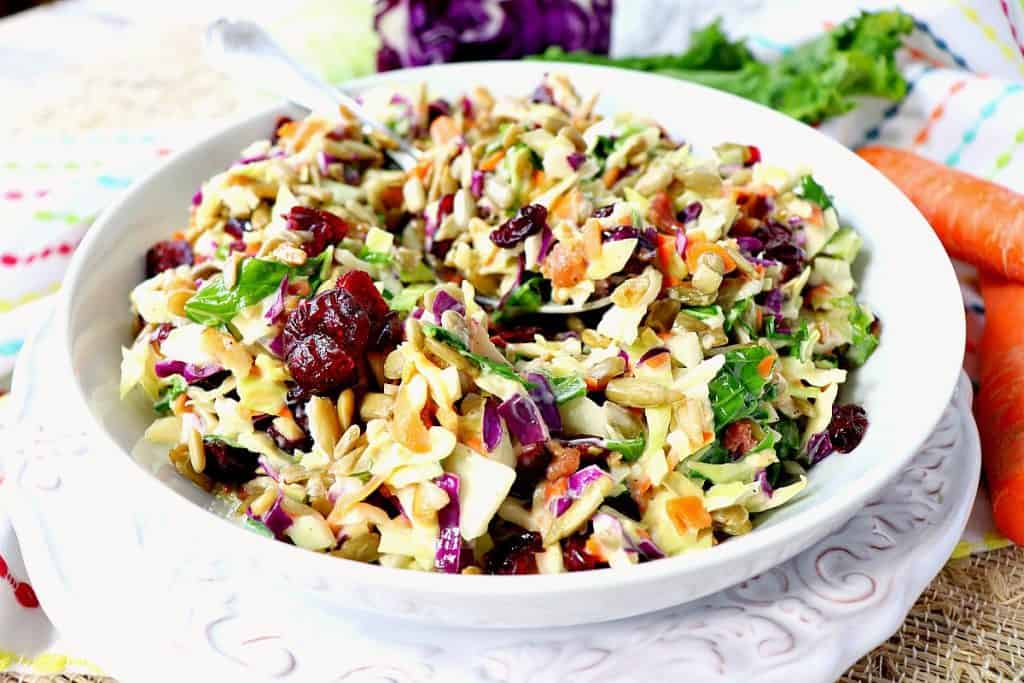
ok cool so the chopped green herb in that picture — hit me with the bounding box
[153,375,188,415]
[845,303,879,367]
[243,517,274,538]
[607,436,646,462]
[494,275,544,322]
[682,304,723,321]
[798,175,833,210]
[708,345,773,429]
[548,374,587,404]
[389,284,431,312]
[421,322,534,389]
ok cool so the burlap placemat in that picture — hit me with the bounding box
[2,13,1022,683]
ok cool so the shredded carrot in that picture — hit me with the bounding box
[667,496,712,534]
[429,115,460,146]
[412,160,431,181]
[581,217,603,259]
[171,393,188,416]
[245,241,260,256]
[464,435,486,455]
[292,119,329,153]
[544,477,569,500]
[532,169,547,188]
[170,229,186,240]
[685,241,736,274]
[757,354,776,378]
[276,120,298,140]
[602,165,622,188]
[656,234,684,287]
[585,537,608,562]
[478,149,506,172]
[277,405,293,419]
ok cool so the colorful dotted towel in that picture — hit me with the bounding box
[1,0,1023,676]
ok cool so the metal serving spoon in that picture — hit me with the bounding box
[205,19,613,316]
[205,18,420,171]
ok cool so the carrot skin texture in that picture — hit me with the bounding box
[857,146,1024,282]
[977,272,1024,544]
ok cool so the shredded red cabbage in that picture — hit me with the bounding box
[236,154,269,166]
[807,430,834,464]
[566,152,586,170]
[568,464,609,498]
[526,373,562,432]
[264,275,289,324]
[267,333,285,358]
[549,496,571,517]
[257,456,281,482]
[260,493,293,538]
[756,469,774,496]
[482,397,503,451]
[470,170,485,198]
[154,359,224,384]
[191,189,202,207]
[536,224,555,264]
[432,290,465,319]
[675,229,687,257]
[497,393,549,445]
[434,473,462,573]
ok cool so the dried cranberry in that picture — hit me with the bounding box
[828,404,868,453]
[366,487,405,519]
[489,325,542,347]
[745,145,762,166]
[223,217,249,239]
[202,437,259,485]
[722,419,758,457]
[429,238,453,260]
[511,442,551,499]
[283,288,370,358]
[374,310,404,350]
[286,333,358,396]
[426,98,451,123]
[562,534,604,572]
[285,206,350,256]
[604,491,642,521]
[490,204,548,248]
[145,240,193,278]
[437,193,455,218]
[484,530,542,575]
[336,270,389,331]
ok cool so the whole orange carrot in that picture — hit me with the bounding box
[857,146,1024,282]
[977,272,1024,544]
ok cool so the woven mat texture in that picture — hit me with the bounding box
[3,14,1023,683]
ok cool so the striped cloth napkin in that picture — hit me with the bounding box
[1,0,1022,676]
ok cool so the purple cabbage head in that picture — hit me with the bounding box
[375,0,612,70]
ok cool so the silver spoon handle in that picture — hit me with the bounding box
[205,18,420,170]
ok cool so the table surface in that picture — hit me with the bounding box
[3,2,1023,682]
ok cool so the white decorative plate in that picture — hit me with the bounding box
[6,313,980,683]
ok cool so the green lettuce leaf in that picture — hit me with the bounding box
[153,375,188,416]
[529,11,913,124]
[607,436,646,462]
[421,322,534,389]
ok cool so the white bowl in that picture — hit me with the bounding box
[61,61,964,628]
